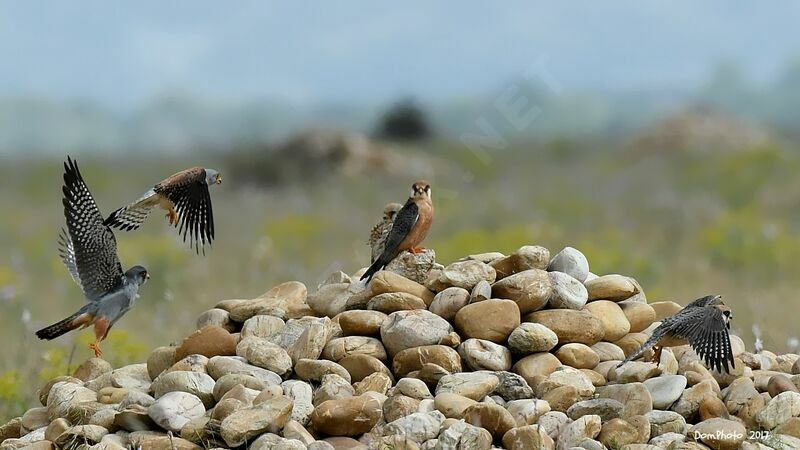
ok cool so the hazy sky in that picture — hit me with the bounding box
[1,1,798,107]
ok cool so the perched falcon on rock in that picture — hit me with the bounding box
[618,294,735,373]
[368,202,403,263]
[36,157,150,358]
[104,167,222,253]
[361,181,433,282]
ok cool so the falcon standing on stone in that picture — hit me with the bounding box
[368,202,403,263]
[618,294,735,373]
[36,157,150,358]
[361,181,433,282]
[104,167,222,253]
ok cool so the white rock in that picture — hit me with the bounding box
[547,247,589,282]
[547,271,589,310]
[147,391,205,432]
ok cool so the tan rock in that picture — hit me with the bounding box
[463,403,515,440]
[295,358,351,383]
[585,274,639,301]
[336,310,387,336]
[369,271,435,305]
[322,336,388,362]
[591,342,626,362]
[673,379,717,420]
[584,300,631,342]
[614,332,650,357]
[311,393,385,436]
[73,358,113,382]
[437,260,497,290]
[241,314,285,339]
[313,374,354,406]
[618,301,656,333]
[368,292,427,313]
[512,352,562,387]
[228,281,307,322]
[339,354,393,383]
[555,343,600,369]
[354,372,393,395]
[650,301,683,321]
[196,307,236,332]
[768,373,798,397]
[491,269,553,314]
[524,309,605,346]
[455,299,520,343]
[556,415,602,449]
[237,337,293,376]
[219,395,294,447]
[690,418,746,450]
[542,385,581,413]
[458,338,512,371]
[175,325,237,360]
[383,395,421,422]
[146,346,177,380]
[598,418,642,448]
[502,424,554,450]
[435,372,500,400]
[434,393,478,419]
[490,245,550,279]
[698,395,730,421]
[508,322,559,355]
[596,383,653,418]
[288,317,331,364]
[392,345,462,378]
[428,287,471,321]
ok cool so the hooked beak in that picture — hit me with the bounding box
[146,273,151,280]
[216,174,223,184]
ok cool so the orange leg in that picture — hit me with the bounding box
[165,207,179,227]
[651,346,663,363]
[409,246,427,254]
[90,318,111,358]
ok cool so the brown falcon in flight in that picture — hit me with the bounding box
[104,167,222,253]
[37,157,150,358]
[368,202,403,263]
[618,294,735,373]
[361,181,433,282]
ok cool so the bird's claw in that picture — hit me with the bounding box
[409,247,427,254]
[89,342,103,358]
[166,209,179,227]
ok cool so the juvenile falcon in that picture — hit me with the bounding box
[618,294,735,373]
[361,181,433,282]
[36,157,150,358]
[368,202,403,263]
[104,167,222,253]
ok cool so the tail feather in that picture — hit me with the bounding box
[360,252,393,282]
[617,333,661,368]
[36,312,84,340]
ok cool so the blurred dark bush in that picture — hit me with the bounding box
[374,99,432,141]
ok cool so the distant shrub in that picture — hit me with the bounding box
[374,99,432,141]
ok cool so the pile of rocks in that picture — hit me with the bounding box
[3,245,800,450]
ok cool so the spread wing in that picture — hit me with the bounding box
[380,200,418,258]
[62,157,125,300]
[103,189,159,231]
[57,228,81,287]
[669,307,734,373]
[154,167,215,253]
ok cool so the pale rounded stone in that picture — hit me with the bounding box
[250,433,306,450]
[338,354,393,383]
[385,411,445,443]
[548,271,589,310]
[506,398,551,426]
[508,322,559,354]
[220,395,294,447]
[110,364,151,392]
[152,371,215,407]
[584,300,631,342]
[354,372,393,396]
[618,301,656,333]
[470,280,492,303]
[547,246,589,282]
[311,393,384,436]
[434,393,477,419]
[524,309,605,345]
[756,391,800,429]
[237,337,293,376]
[596,382,653,418]
[463,403,515,440]
[307,283,351,318]
[175,325,237,360]
[502,424,554,450]
[381,310,453,356]
[392,345,462,378]
[672,379,716,420]
[585,274,639,301]
[241,314,285,339]
[287,317,331,364]
[557,414,602,449]
[147,391,205,433]
[196,308,236,332]
[536,367,596,398]
[368,292,428,313]
[206,356,281,386]
[369,271,435,305]
[435,260,496,291]
[322,336,388,362]
[435,372,500,401]
[555,343,600,369]
[454,299,520,343]
[313,374,354,406]
[439,420,493,450]
[567,398,624,422]
[458,339,512,372]
[650,301,683,321]
[54,425,109,448]
[512,352,562,386]
[165,354,209,375]
[690,418,746,450]
[644,375,687,409]
[147,346,177,380]
[490,245,550,279]
[537,410,570,440]
[491,269,553,314]
[295,358,351,383]
[336,310,387,336]
[428,287,470,321]
[396,378,433,400]
[646,410,687,438]
[229,281,307,322]
[47,381,98,420]
[591,342,626,362]
[73,358,113,382]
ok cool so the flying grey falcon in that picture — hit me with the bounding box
[104,167,222,253]
[368,202,403,263]
[361,180,433,282]
[617,294,735,373]
[36,156,150,358]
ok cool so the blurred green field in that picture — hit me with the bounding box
[1,141,800,420]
